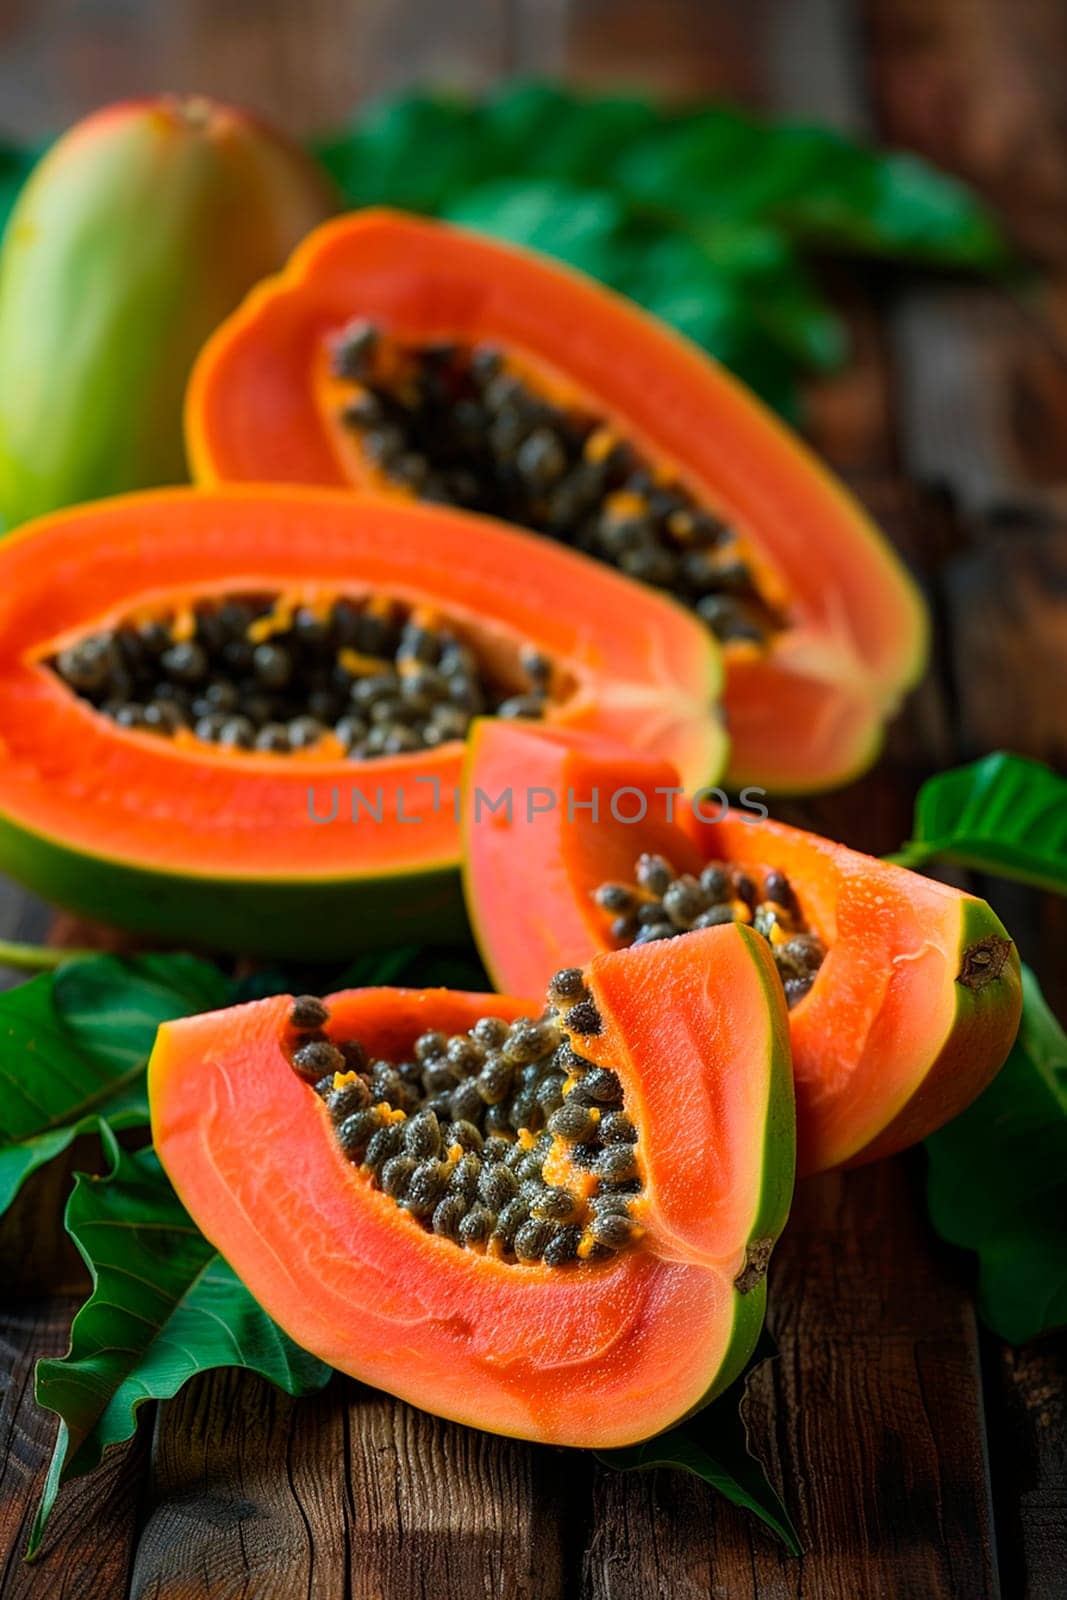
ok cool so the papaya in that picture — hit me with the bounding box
[0,95,335,528]
[187,207,928,792]
[462,720,1023,1176]
[0,486,721,957]
[150,923,794,1446]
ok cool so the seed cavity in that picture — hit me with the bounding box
[289,987,647,1268]
[331,325,783,648]
[594,854,827,1007]
[49,590,558,758]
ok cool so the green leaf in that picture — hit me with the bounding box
[29,1128,331,1556]
[888,752,1067,892]
[0,968,145,1216]
[596,1332,800,1554]
[0,953,232,1218]
[315,93,492,213]
[772,141,1010,268]
[443,177,634,284]
[482,82,661,184]
[611,109,1009,270]
[53,952,232,1066]
[926,967,1067,1343]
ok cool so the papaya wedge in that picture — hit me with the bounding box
[462,720,1022,1175]
[150,926,794,1447]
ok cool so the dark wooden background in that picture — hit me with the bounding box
[2,0,1066,1595]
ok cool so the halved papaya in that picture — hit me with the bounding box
[150,924,794,1447]
[187,207,928,792]
[0,486,720,957]
[463,720,1022,1176]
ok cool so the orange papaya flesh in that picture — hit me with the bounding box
[0,486,721,958]
[463,720,1023,1177]
[149,926,794,1449]
[187,207,928,793]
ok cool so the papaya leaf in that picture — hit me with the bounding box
[443,177,634,285]
[53,951,232,1064]
[482,83,661,184]
[0,953,231,1218]
[596,1331,800,1555]
[315,93,495,213]
[888,752,1067,893]
[29,1128,331,1557]
[612,111,1009,269]
[926,966,1067,1343]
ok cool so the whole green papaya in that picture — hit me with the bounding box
[0,95,335,528]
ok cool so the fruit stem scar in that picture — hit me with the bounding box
[956,935,1013,990]
[734,1236,774,1294]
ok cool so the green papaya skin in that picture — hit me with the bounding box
[0,96,336,529]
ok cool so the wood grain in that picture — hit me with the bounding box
[340,1386,574,1600]
[131,1370,348,1600]
[867,0,1067,264]
[0,1299,144,1598]
[0,0,516,140]
[134,1371,576,1600]
[0,0,1064,1595]
[986,1341,1067,1600]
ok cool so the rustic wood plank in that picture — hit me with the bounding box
[135,1370,575,1600]
[0,1298,144,1598]
[866,0,1067,265]
[0,3,1062,1598]
[131,1370,347,1600]
[944,526,1067,764]
[0,0,516,141]
[0,1136,92,1300]
[563,0,766,104]
[755,1160,999,1599]
[0,888,52,995]
[984,1341,1067,1600]
[341,1385,574,1599]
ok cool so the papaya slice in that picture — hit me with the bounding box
[187,207,928,792]
[150,925,794,1448]
[0,486,720,958]
[462,720,1022,1176]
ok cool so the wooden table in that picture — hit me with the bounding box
[1,1,1066,1595]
